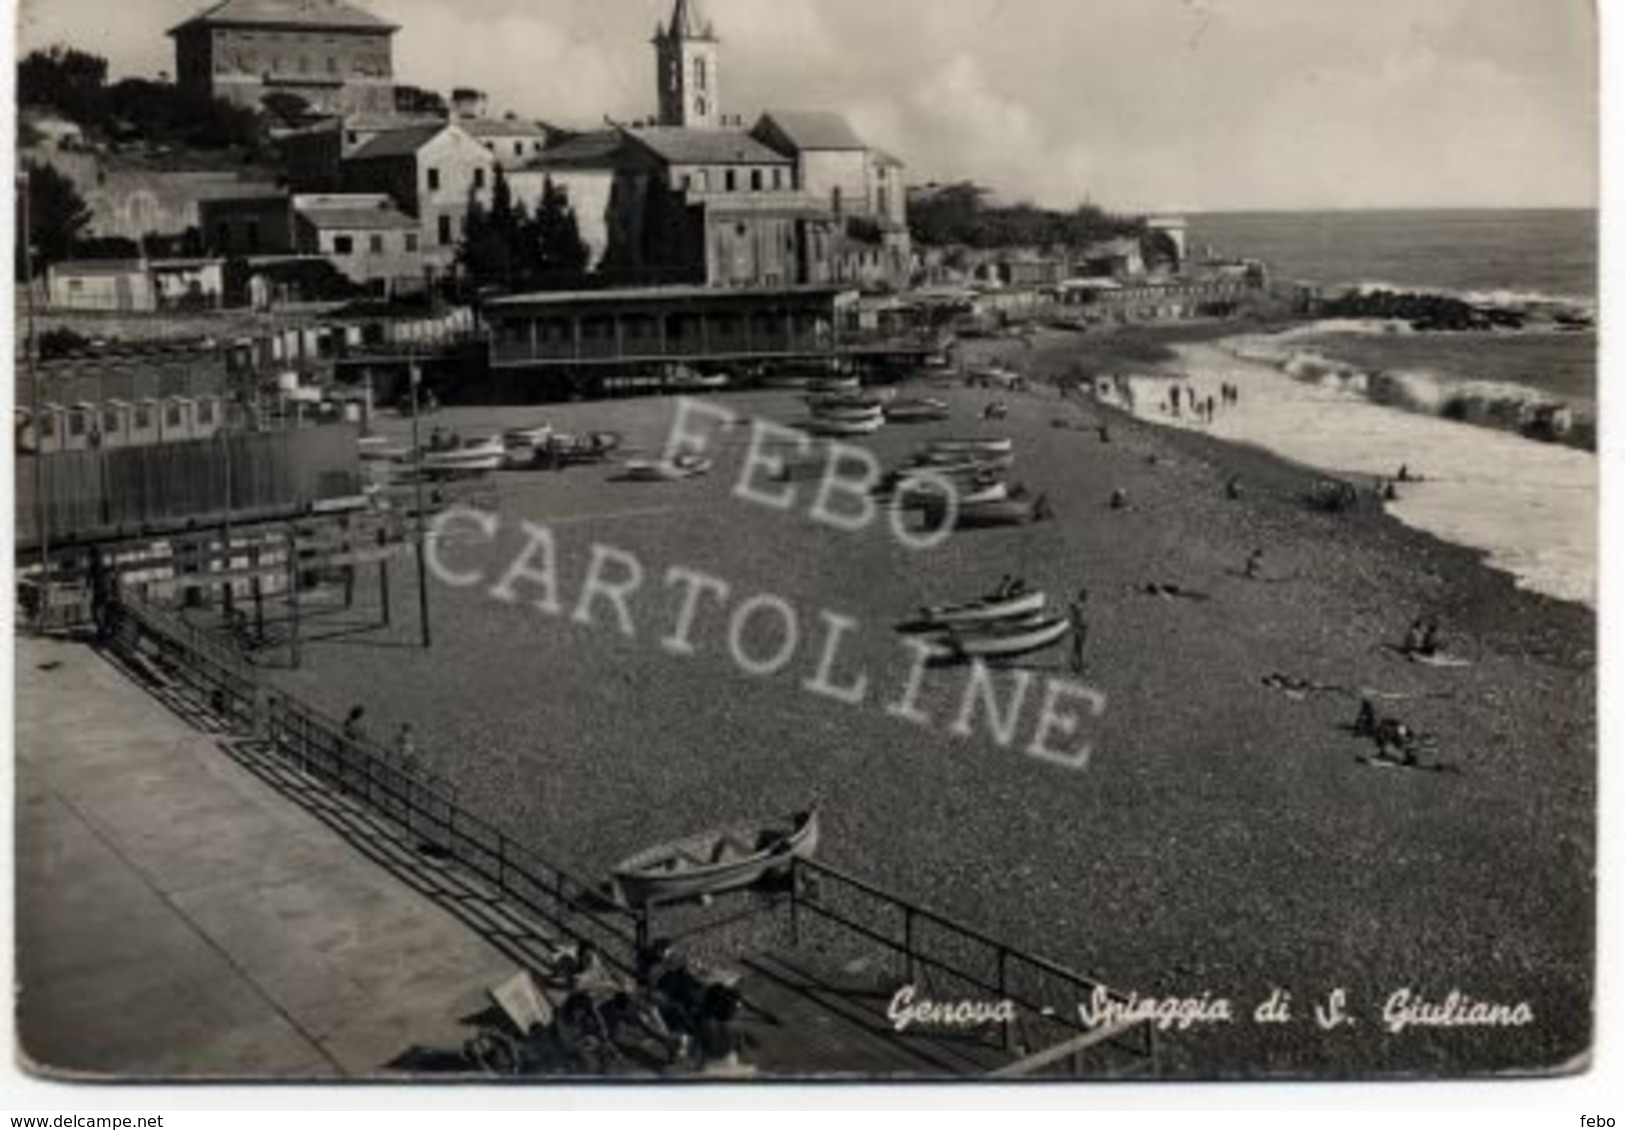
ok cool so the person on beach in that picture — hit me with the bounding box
[1226,476,1243,501]
[1403,618,1429,656]
[1420,618,1444,658]
[1170,386,1182,414]
[1206,396,1216,423]
[994,574,1015,599]
[1110,488,1130,511]
[1354,698,1378,738]
[1068,590,1090,675]
[342,705,367,743]
[1245,548,1265,580]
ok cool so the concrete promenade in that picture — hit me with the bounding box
[15,634,516,1080]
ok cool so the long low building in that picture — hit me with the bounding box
[486,284,854,373]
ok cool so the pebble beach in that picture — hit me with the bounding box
[260,325,1595,1078]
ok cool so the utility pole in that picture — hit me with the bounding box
[409,352,431,649]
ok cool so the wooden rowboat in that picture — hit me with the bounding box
[884,398,951,423]
[928,437,1015,457]
[927,496,1044,528]
[930,616,1071,661]
[921,588,1047,626]
[612,808,820,909]
[622,455,714,482]
[807,414,884,437]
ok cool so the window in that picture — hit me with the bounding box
[345,130,358,145]
[405,232,419,252]
[514,142,523,157]
[772,168,783,190]
[473,168,486,190]
[39,414,56,438]
[750,169,763,192]
[197,401,215,425]
[165,404,182,428]
[680,173,692,191]
[832,186,844,215]
[68,410,86,438]
[427,167,441,191]
[438,215,453,245]
[103,409,121,433]
[333,235,354,255]
[695,58,708,91]
[134,406,151,430]
[370,234,384,254]
[725,169,737,192]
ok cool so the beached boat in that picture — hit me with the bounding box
[807,414,884,437]
[927,437,1015,457]
[501,425,554,468]
[931,615,1071,661]
[920,588,1047,627]
[910,450,1017,473]
[611,809,820,909]
[808,377,861,395]
[928,496,1043,528]
[419,437,505,476]
[621,454,715,482]
[885,398,951,424]
[812,401,886,422]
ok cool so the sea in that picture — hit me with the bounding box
[1128,209,1600,607]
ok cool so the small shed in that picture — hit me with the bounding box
[62,402,97,452]
[99,400,133,449]
[130,399,161,445]
[192,394,223,440]
[158,396,196,443]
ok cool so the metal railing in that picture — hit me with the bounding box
[107,595,1156,1075]
[108,595,649,976]
[785,857,1157,1076]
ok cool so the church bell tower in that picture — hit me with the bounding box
[653,0,720,129]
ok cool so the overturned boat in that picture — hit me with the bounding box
[918,588,1047,628]
[885,397,952,424]
[611,808,820,909]
[929,615,1071,662]
[621,454,715,482]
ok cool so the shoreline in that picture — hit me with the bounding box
[988,324,1597,612]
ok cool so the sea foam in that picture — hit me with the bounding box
[1110,341,1596,608]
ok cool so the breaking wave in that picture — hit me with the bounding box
[1231,342,1595,451]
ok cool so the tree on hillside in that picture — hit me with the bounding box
[18,46,109,125]
[18,163,93,279]
[394,84,448,117]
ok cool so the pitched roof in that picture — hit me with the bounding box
[460,118,550,141]
[345,123,454,161]
[658,0,716,40]
[627,128,790,167]
[170,0,396,35]
[757,111,868,152]
[870,147,906,169]
[525,131,629,171]
[293,194,415,230]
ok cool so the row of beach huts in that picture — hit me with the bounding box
[16,394,227,454]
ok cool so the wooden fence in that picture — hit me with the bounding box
[17,426,362,551]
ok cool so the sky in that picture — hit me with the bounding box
[15,0,1599,212]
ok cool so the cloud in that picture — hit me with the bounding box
[17,0,1597,210]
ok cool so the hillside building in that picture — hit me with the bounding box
[169,0,398,116]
